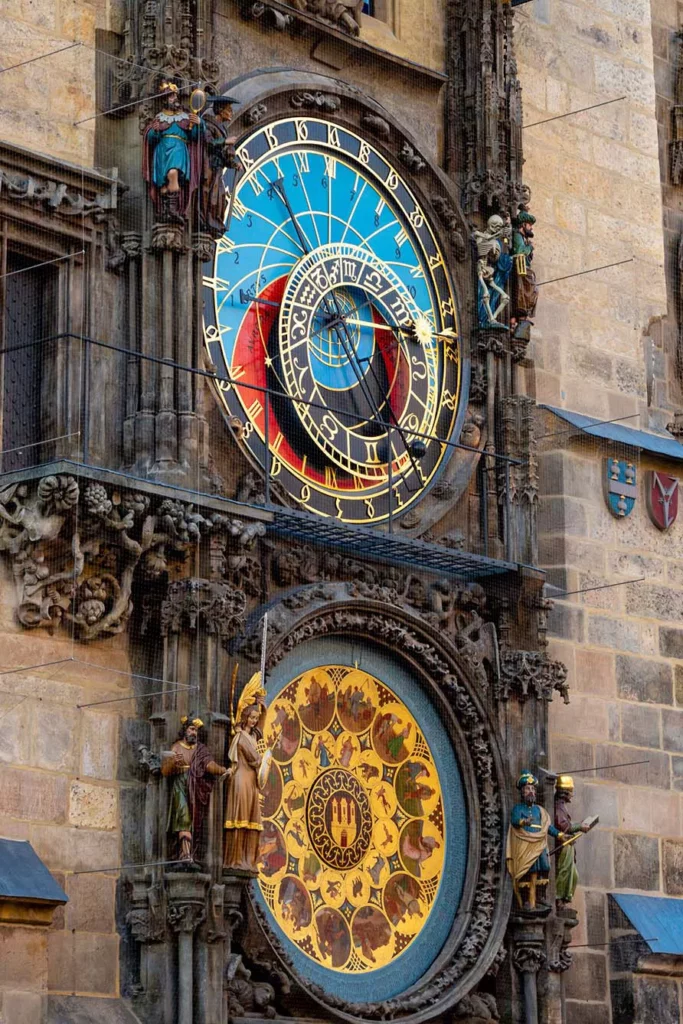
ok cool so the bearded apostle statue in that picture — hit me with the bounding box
[223,669,269,874]
[161,715,229,864]
[506,770,564,912]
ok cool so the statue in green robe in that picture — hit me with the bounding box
[554,775,590,908]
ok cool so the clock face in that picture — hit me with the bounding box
[203,116,464,523]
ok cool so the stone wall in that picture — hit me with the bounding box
[518,1,680,1017]
[515,0,667,425]
[0,566,132,1003]
[538,432,683,1022]
[0,0,120,167]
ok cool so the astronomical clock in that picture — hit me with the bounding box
[203,114,466,524]
[200,82,503,1022]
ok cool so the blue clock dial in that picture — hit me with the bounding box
[203,116,463,523]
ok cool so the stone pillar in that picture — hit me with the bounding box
[511,913,549,1024]
[168,874,209,1024]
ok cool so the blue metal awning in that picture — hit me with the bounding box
[0,839,67,904]
[612,893,683,954]
[540,406,683,462]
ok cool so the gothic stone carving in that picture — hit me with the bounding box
[225,954,277,1019]
[160,578,247,638]
[0,164,120,218]
[497,650,569,704]
[0,473,261,642]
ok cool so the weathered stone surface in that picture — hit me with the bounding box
[576,828,613,888]
[625,584,683,622]
[0,927,47,989]
[0,990,44,1024]
[610,977,634,1024]
[584,890,607,947]
[675,666,683,706]
[574,648,615,697]
[616,655,672,704]
[577,782,620,826]
[65,874,116,933]
[587,615,643,654]
[662,839,683,894]
[3,769,68,824]
[549,696,609,740]
[596,743,670,789]
[633,975,680,1024]
[620,703,661,748]
[564,1000,610,1024]
[47,933,118,995]
[547,601,585,642]
[31,706,78,773]
[68,783,117,830]
[565,950,608,1001]
[659,627,683,660]
[0,695,31,766]
[662,709,683,753]
[30,826,119,873]
[614,833,659,890]
[81,712,117,781]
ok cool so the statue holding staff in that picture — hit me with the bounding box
[553,775,595,909]
[162,714,229,864]
[223,668,269,874]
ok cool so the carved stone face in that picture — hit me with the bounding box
[487,214,504,234]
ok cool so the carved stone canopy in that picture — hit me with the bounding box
[243,583,511,1022]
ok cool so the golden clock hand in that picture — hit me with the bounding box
[343,318,403,331]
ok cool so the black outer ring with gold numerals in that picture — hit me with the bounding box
[203,115,467,524]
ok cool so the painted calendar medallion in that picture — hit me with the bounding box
[255,662,466,999]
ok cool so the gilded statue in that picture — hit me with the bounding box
[223,669,268,874]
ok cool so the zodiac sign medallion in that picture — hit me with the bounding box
[257,665,446,976]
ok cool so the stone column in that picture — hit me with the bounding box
[511,914,549,1024]
[168,874,209,1024]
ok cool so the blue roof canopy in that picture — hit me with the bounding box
[612,893,683,954]
[0,838,67,904]
[540,406,683,462]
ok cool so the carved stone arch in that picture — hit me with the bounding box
[244,583,511,1023]
[212,69,482,533]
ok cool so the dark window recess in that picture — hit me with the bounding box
[362,0,374,15]
[2,254,56,471]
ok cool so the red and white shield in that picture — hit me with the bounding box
[646,471,679,530]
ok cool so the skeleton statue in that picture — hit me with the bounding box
[473,214,512,327]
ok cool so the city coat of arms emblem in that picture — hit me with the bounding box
[604,458,637,518]
[646,471,679,530]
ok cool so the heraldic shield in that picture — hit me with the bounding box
[646,470,679,530]
[604,458,637,518]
